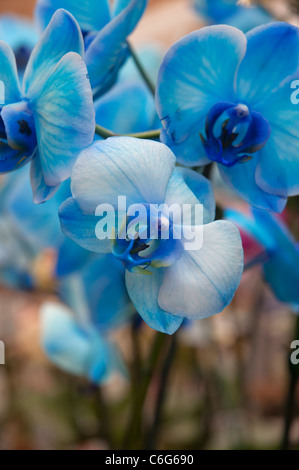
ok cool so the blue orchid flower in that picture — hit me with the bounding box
[193,0,272,32]
[41,302,123,384]
[0,15,38,73]
[59,254,134,332]
[0,9,95,204]
[59,137,244,335]
[226,208,299,308]
[156,23,299,213]
[0,165,91,289]
[35,0,148,95]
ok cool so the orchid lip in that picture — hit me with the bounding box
[1,100,37,154]
[111,212,183,273]
[0,111,7,140]
[200,102,271,168]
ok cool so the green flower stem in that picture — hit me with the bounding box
[126,129,161,140]
[281,315,299,450]
[124,331,167,450]
[130,321,142,388]
[95,124,161,140]
[96,385,113,448]
[127,41,156,96]
[94,124,115,139]
[145,334,177,450]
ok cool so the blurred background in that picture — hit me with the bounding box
[0,0,298,450]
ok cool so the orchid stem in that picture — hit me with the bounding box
[127,41,156,96]
[145,334,177,450]
[94,124,115,139]
[124,331,167,450]
[95,124,161,140]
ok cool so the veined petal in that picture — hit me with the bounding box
[160,126,210,167]
[165,167,215,225]
[237,22,299,107]
[158,221,244,319]
[30,150,59,204]
[0,40,21,104]
[219,155,287,213]
[85,0,148,93]
[23,9,84,98]
[71,137,176,214]
[59,197,111,254]
[126,268,184,335]
[256,131,299,200]
[35,0,111,33]
[31,52,95,187]
[254,80,299,198]
[156,26,247,148]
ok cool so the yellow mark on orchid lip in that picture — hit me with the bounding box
[111,226,117,243]
[17,156,27,166]
[131,266,153,276]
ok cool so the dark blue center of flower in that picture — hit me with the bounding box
[1,101,38,155]
[111,211,183,274]
[200,102,271,167]
[17,119,33,136]
[0,110,6,140]
[113,235,152,273]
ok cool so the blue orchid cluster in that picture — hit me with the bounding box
[0,0,298,385]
